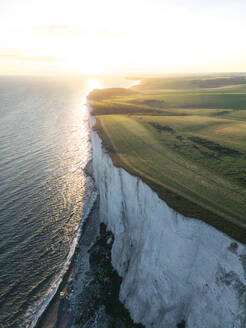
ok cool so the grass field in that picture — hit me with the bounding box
[89,75,246,243]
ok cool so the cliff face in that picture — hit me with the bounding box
[89,110,246,328]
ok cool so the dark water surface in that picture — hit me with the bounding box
[0,76,133,328]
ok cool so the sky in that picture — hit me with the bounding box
[0,0,246,76]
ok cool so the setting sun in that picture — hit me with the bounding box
[1,0,246,75]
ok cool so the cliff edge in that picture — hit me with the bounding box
[89,102,246,328]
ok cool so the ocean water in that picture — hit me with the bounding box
[0,76,134,328]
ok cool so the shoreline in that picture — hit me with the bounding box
[35,199,100,328]
[35,247,75,328]
[32,81,139,328]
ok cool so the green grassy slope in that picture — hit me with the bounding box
[132,75,246,90]
[90,76,246,243]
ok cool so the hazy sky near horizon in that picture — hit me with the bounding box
[0,0,246,75]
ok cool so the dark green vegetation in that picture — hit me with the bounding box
[90,75,246,243]
[75,223,143,327]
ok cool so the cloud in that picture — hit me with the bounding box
[0,48,63,63]
[36,24,124,39]
[36,24,86,35]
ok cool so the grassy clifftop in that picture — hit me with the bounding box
[89,75,246,243]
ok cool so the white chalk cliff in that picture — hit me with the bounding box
[89,106,246,328]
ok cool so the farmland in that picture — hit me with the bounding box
[89,75,246,243]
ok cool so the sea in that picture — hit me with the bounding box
[0,76,134,328]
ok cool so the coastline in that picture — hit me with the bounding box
[34,194,142,328]
[34,78,246,327]
[35,199,100,328]
[32,80,140,328]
